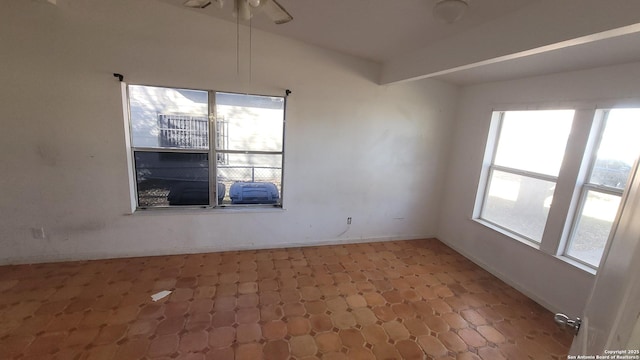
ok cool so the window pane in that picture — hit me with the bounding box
[481,170,556,242]
[217,153,282,205]
[129,85,209,149]
[215,92,284,152]
[590,109,640,189]
[494,110,574,176]
[135,152,209,207]
[566,191,621,267]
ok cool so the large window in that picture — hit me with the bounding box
[479,110,574,242]
[564,109,640,267]
[127,85,285,209]
[476,108,640,270]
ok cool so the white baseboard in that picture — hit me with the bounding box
[437,235,561,315]
[0,234,434,266]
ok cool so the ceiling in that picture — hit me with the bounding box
[436,29,640,85]
[155,0,640,85]
[155,0,541,63]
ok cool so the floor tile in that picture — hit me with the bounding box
[0,238,572,359]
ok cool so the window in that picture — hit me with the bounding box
[476,107,640,270]
[479,110,575,242]
[127,85,285,208]
[564,109,640,267]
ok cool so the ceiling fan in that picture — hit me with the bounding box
[183,0,293,24]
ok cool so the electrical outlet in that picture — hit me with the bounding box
[347,217,352,225]
[31,227,45,239]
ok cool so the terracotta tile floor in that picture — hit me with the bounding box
[0,238,573,359]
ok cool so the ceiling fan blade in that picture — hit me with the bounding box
[183,0,211,8]
[183,0,223,9]
[260,0,292,24]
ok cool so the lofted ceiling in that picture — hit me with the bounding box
[155,0,640,85]
[156,0,540,63]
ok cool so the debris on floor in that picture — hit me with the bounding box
[150,290,171,301]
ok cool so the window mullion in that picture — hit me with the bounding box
[540,108,596,255]
[209,90,217,207]
[131,147,209,154]
[216,150,283,156]
[491,165,558,182]
[583,184,624,197]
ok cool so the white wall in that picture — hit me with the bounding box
[437,61,640,317]
[0,0,457,264]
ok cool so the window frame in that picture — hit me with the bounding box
[477,110,570,245]
[562,110,628,268]
[474,104,640,272]
[124,83,287,211]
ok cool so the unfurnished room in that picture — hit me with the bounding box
[2,0,640,359]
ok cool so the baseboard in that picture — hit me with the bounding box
[0,234,434,266]
[437,235,561,315]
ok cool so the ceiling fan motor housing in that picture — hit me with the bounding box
[433,0,469,24]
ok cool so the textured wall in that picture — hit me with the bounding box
[0,0,458,264]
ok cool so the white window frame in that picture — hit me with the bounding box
[477,111,564,244]
[563,110,628,268]
[123,83,287,211]
[474,103,640,273]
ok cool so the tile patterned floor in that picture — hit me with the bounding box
[0,238,573,359]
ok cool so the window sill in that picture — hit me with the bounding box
[127,205,286,215]
[553,255,597,275]
[472,218,542,250]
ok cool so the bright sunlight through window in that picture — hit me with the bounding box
[564,109,640,267]
[480,110,574,243]
[476,106,640,271]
